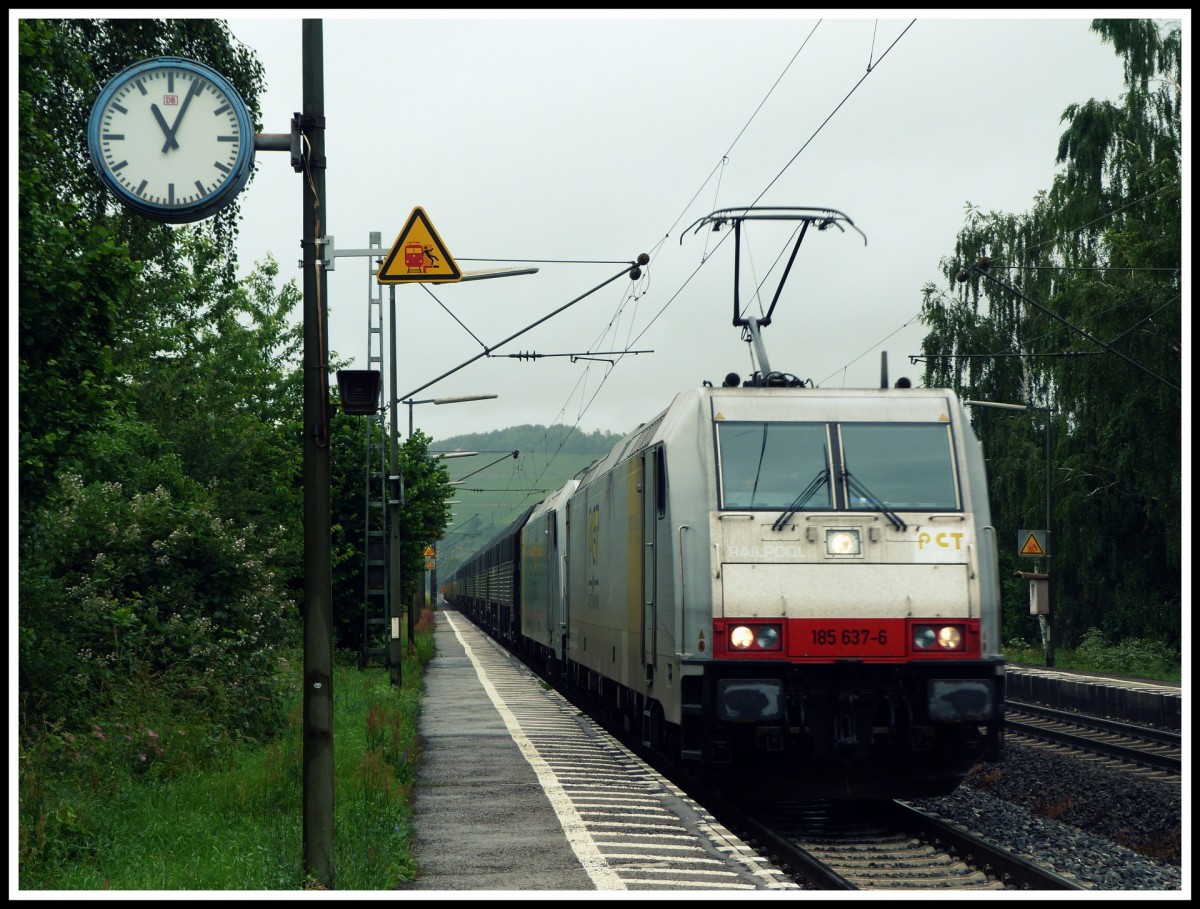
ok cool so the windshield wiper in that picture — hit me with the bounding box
[844,470,907,531]
[747,425,769,507]
[772,468,829,531]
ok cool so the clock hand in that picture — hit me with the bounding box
[161,78,204,153]
[151,104,180,151]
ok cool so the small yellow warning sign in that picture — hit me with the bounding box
[423,545,435,558]
[377,207,462,284]
[1019,531,1046,557]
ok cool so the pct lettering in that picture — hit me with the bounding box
[917,531,965,550]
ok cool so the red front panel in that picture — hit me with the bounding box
[712,618,981,661]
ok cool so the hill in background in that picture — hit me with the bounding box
[430,424,624,575]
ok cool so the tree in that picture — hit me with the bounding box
[19,471,299,738]
[18,18,267,516]
[919,19,1181,647]
[110,241,305,558]
[396,431,456,605]
[19,242,308,736]
[328,420,456,655]
[18,20,137,512]
[18,18,309,743]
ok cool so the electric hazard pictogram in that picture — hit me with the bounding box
[1018,529,1048,557]
[377,206,462,284]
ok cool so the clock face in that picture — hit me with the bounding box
[88,57,255,223]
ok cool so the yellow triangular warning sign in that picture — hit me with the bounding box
[1020,532,1045,556]
[377,207,462,284]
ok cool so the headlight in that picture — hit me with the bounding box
[730,626,756,649]
[729,624,783,652]
[825,528,862,556]
[756,626,780,649]
[912,624,965,651]
[937,626,963,649]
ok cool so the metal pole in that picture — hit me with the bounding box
[300,17,334,888]
[410,559,419,648]
[407,397,417,648]
[430,544,438,609]
[1044,406,1055,667]
[388,284,404,686]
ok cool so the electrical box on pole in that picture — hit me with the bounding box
[1015,571,1050,616]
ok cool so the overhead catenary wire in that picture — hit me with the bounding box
[966,263,1179,393]
[398,261,643,403]
[452,21,902,502]
[443,21,917,538]
[628,22,914,364]
[653,20,823,256]
[750,20,915,206]
[825,169,1181,385]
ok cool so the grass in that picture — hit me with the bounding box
[18,608,438,891]
[1003,627,1181,683]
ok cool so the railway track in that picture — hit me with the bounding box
[586,696,1096,890]
[693,789,1087,890]
[499,631,1172,890]
[721,700,1181,889]
[1004,700,1182,779]
[605,693,1178,890]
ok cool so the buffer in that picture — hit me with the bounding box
[377,206,462,284]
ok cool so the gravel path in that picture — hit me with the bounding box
[910,741,1183,891]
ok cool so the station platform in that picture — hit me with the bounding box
[396,610,796,893]
[1005,664,1182,731]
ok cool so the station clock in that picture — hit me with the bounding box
[87,56,255,223]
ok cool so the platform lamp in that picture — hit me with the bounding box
[336,369,383,415]
[405,393,498,437]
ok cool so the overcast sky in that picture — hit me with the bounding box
[217,12,1164,444]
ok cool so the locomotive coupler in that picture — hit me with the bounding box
[832,692,869,756]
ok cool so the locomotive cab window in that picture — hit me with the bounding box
[838,422,960,511]
[717,422,831,510]
[717,420,960,512]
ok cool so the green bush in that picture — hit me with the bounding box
[20,472,300,739]
[1073,628,1181,679]
[1004,627,1180,682]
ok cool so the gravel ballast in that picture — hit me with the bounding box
[910,741,1183,891]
